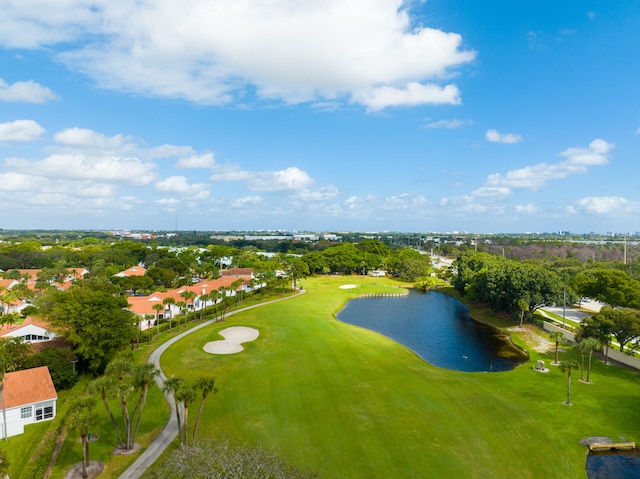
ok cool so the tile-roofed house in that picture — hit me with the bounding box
[1,366,58,438]
[220,268,253,278]
[114,266,147,277]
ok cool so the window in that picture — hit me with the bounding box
[35,402,54,421]
[21,406,32,419]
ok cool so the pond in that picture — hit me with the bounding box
[337,290,526,372]
[586,450,640,479]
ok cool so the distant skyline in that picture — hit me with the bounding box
[1,1,639,233]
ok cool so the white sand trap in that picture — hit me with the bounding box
[339,284,357,289]
[203,326,259,355]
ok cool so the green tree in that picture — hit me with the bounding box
[38,278,138,374]
[192,376,217,444]
[574,268,640,308]
[559,360,580,405]
[130,363,159,446]
[24,346,78,390]
[90,375,124,448]
[163,297,176,332]
[67,396,98,479]
[578,313,614,364]
[175,384,197,446]
[163,376,186,446]
[583,337,600,383]
[549,331,564,365]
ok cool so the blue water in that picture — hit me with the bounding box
[337,290,526,372]
[587,450,640,479]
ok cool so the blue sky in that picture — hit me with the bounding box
[0,0,639,233]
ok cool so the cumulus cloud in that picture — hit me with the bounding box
[485,129,522,144]
[0,119,45,142]
[354,83,462,111]
[423,118,472,129]
[0,78,58,103]
[481,138,613,194]
[0,0,475,110]
[515,203,539,214]
[155,175,210,199]
[176,153,216,169]
[568,196,634,215]
[247,167,315,192]
[7,154,157,186]
[54,127,130,150]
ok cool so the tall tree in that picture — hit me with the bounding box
[67,396,98,479]
[578,313,614,364]
[549,331,564,365]
[192,376,217,444]
[559,360,580,406]
[90,375,124,448]
[163,297,176,331]
[163,376,185,446]
[175,384,197,447]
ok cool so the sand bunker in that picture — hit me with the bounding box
[339,284,357,289]
[203,326,259,355]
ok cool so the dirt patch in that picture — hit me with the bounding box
[112,443,142,455]
[507,325,554,353]
[64,461,104,479]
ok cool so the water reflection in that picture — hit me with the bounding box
[337,290,526,372]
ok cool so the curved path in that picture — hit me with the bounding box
[119,290,305,479]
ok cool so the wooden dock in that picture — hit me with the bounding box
[588,442,635,452]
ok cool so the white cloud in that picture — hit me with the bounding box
[155,175,210,198]
[0,119,45,142]
[54,127,129,150]
[482,138,613,193]
[485,129,522,144]
[0,1,475,110]
[0,78,57,103]
[6,153,157,186]
[176,153,216,169]
[423,118,472,129]
[247,167,315,192]
[569,196,634,215]
[515,203,539,214]
[354,83,461,111]
[232,196,263,208]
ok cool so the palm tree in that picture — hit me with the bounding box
[152,303,163,336]
[180,290,197,326]
[549,331,564,365]
[176,301,187,332]
[175,384,197,446]
[67,396,97,479]
[130,363,159,447]
[90,375,124,448]
[198,292,210,321]
[192,376,217,444]
[163,376,185,446]
[559,360,579,405]
[583,337,601,383]
[163,297,176,332]
[574,341,588,381]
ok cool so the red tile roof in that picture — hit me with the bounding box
[3,366,57,409]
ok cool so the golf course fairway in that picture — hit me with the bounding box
[158,276,640,479]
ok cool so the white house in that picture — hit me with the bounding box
[0,318,58,343]
[1,366,58,439]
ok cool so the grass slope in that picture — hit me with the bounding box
[157,276,640,479]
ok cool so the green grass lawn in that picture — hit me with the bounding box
[154,276,640,478]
